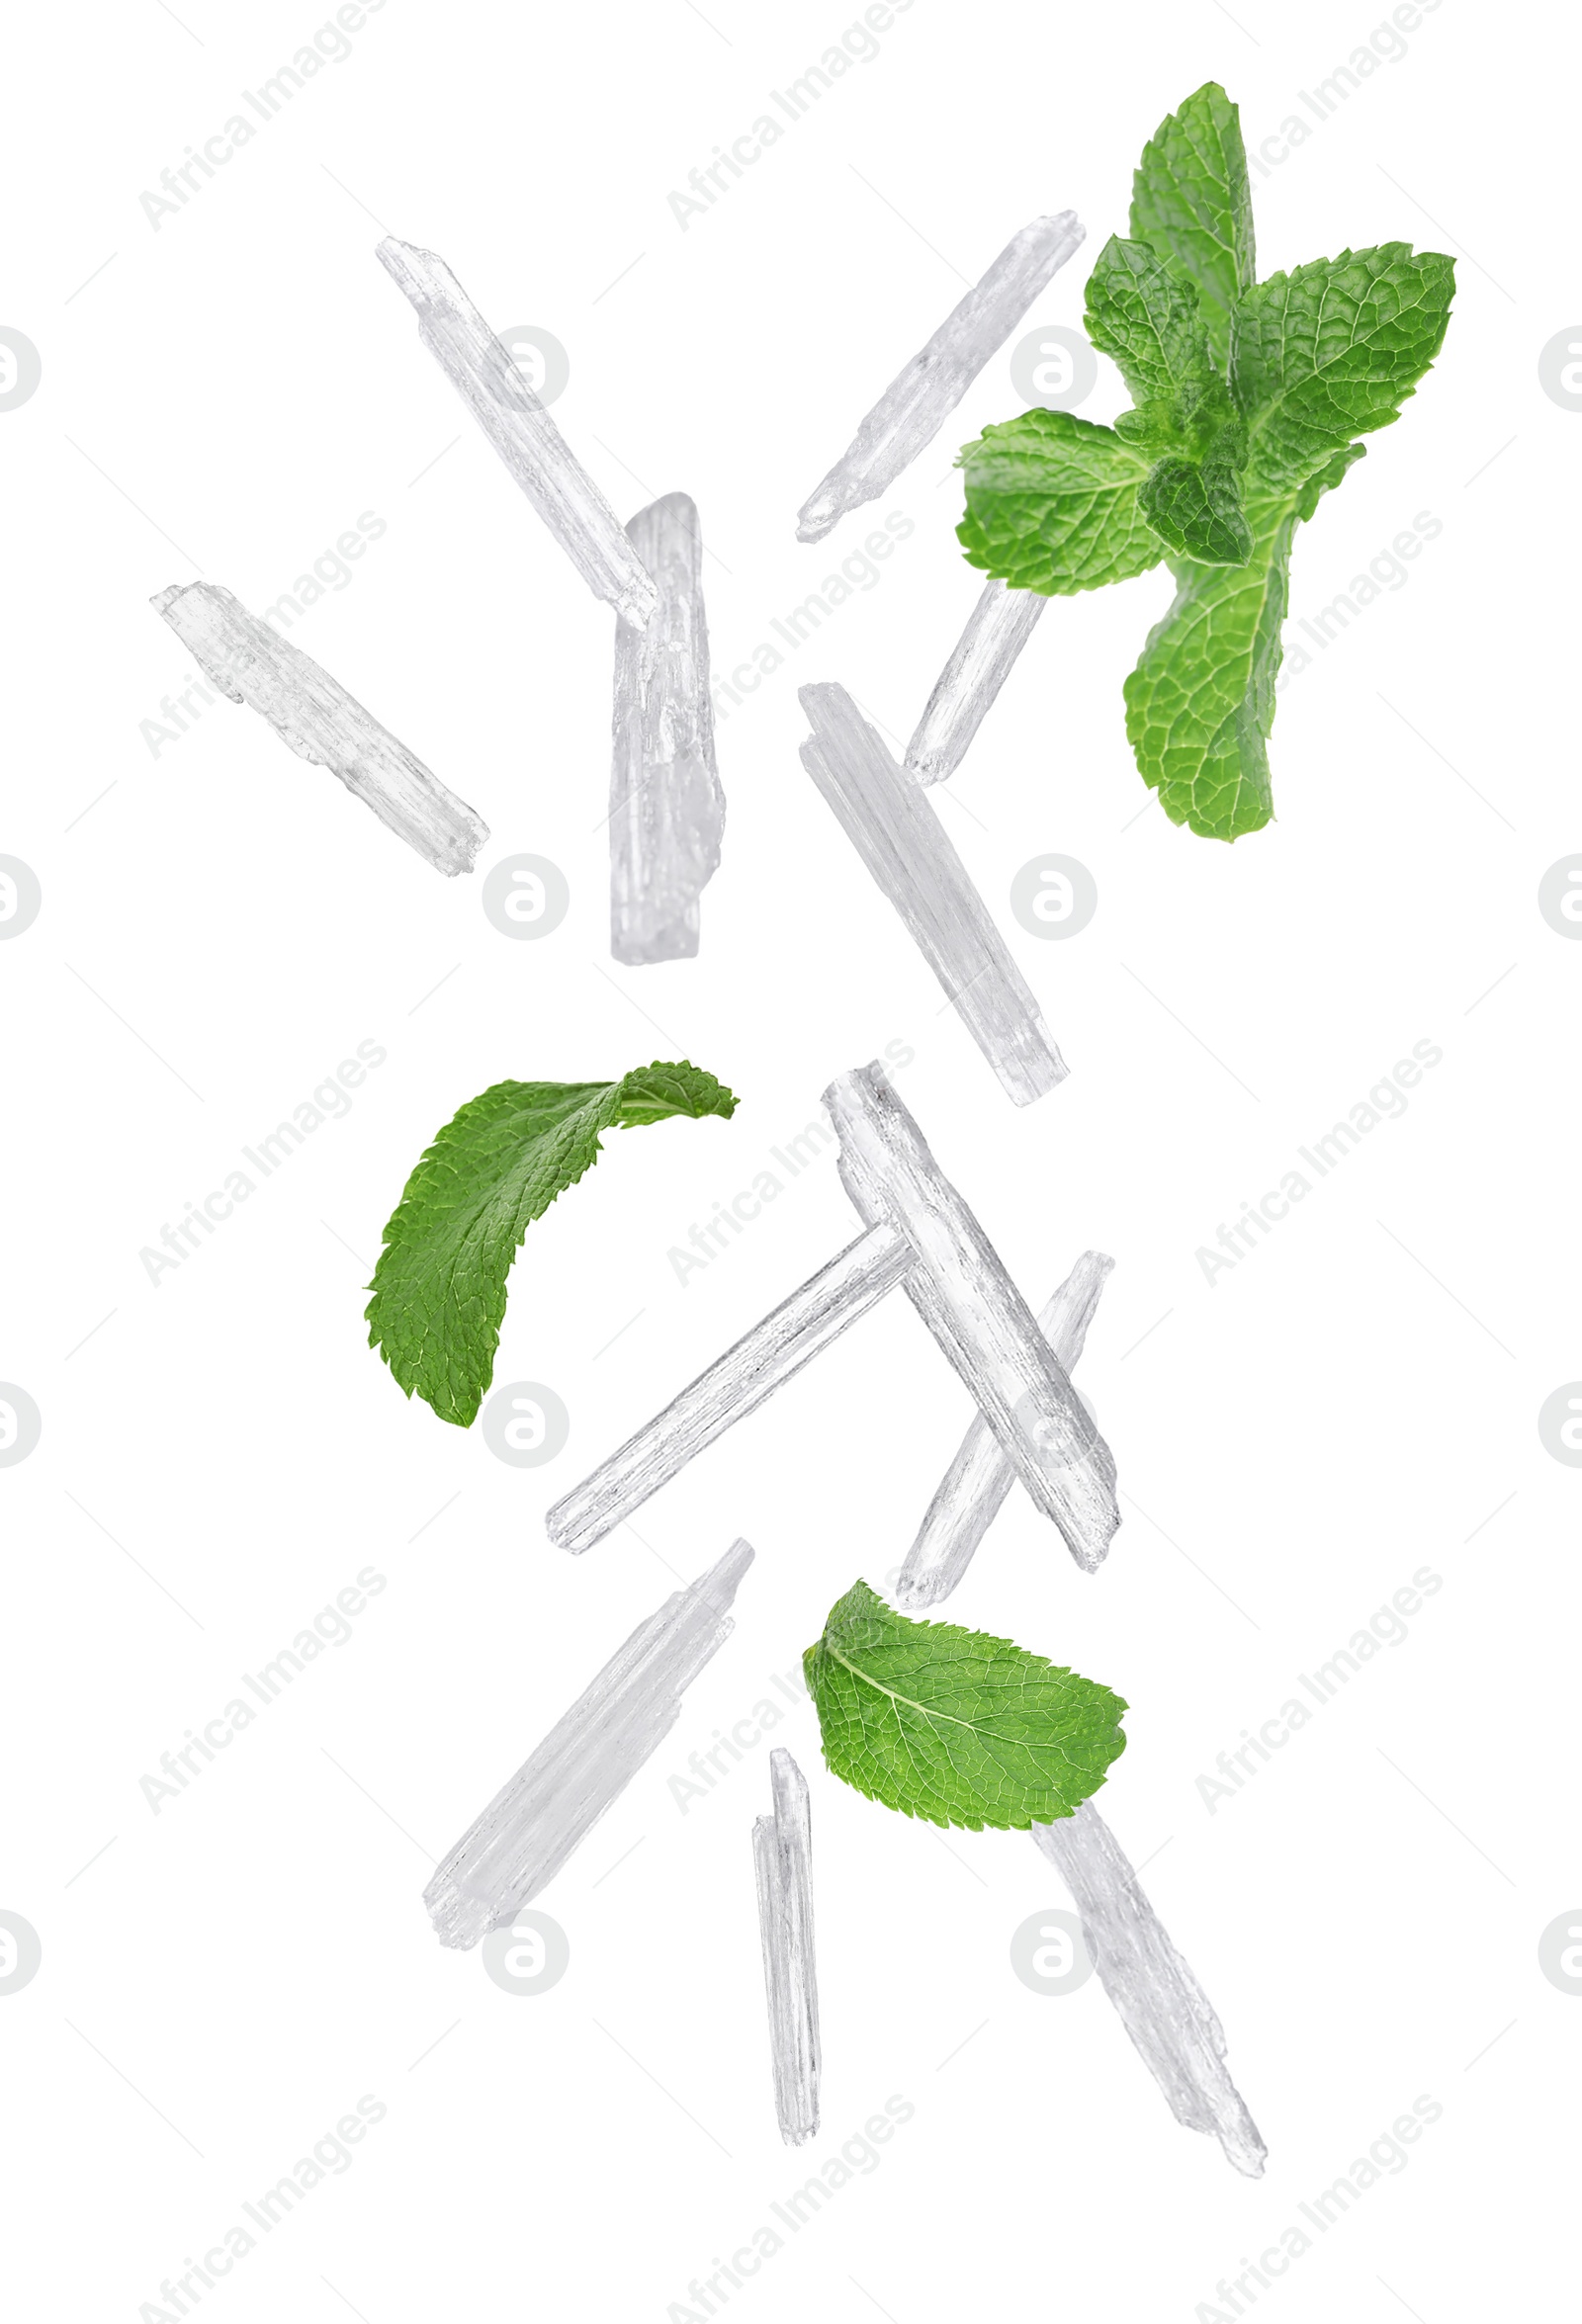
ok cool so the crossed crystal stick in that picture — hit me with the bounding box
[547,1060,1119,1571]
[379,237,724,960]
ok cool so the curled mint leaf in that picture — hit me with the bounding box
[804,1579,1126,1831]
[366,1061,737,1426]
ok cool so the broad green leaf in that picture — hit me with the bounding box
[1232,244,1455,490]
[1130,81,1256,368]
[1122,456,1359,840]
[957,409,1165,596]
[366,1061,737,1426]
[1085,234,1211,404]
[1123,490,1294,840]
[1139,453,1253,566]
[804,1580,1126,1831]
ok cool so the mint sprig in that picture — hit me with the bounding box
[804,1580,1126,1831]
[957,82,1454,840]
[366,1061,737,1427]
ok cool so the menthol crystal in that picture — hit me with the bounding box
[610,492,724,963]
[1033,1800,1266,2176]
[425,1540,753,1946]
[898,1249,1112,1605]
[796,213,1085,542]
[378,236,656,626]
[151,582,488,876]
[825,1062,1118,1572]
[906,577,1047,786]
[753,1748,821,2144]
[799,684,1066,1106]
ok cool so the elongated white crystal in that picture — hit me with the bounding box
[826,1065,1118,1570]
[796,213,1085,543]
[898,1250,1112,1607]
[906,578,1047,786]
[425,1540,753,1947]
[377,236,657,626]
[547,1225,911,1554]
[799,684,1066,1106]
[150,582,488,875]
[753,1748,821,2145]
[1032,1800,1266,2176]
[611,493,725,963]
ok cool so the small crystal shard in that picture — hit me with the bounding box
[906,578,1047,786]
[377,236,657,626]
[425,1540,753,1946]
[897,1250,1112,1607]
[150,582,488,875]
[547,1224,911,1554]
[611,493,725,963]
[753,1748,821,2145]
[796,213,1086,544]
[799,684,1066,1105]
[825,1064,1118,1570]
[1032,1800,1266,2176]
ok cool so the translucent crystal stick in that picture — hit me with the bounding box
[906,578,1048,786]
[425,1540,753,1948]
[546,1225,911,1554]
[377,236,657,627]
[150,583,488,876]
[796,212,1085,544]
[826,1064,1117,1570]
[611,493,725,963]
[897,1250,1113,1608]
[799,684,1065,1107]
[1032,1800,1267,2177]
[753,1748,821,2145]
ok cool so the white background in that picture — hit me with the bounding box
[2,1,1575,2317]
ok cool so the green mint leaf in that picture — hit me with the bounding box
[1129,81,1256,369]
[1123,490,1296,840]
[1084,234,1211,404]
[1112,398,1180,452]
[1232,243,1455,490]
[366,1061,737,1426]
[957,409,1165,596]
[1138,452,1254,566]
[804,1580,1126,1831]
[1295,438,1367,518]
[1123,452,1360,839]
